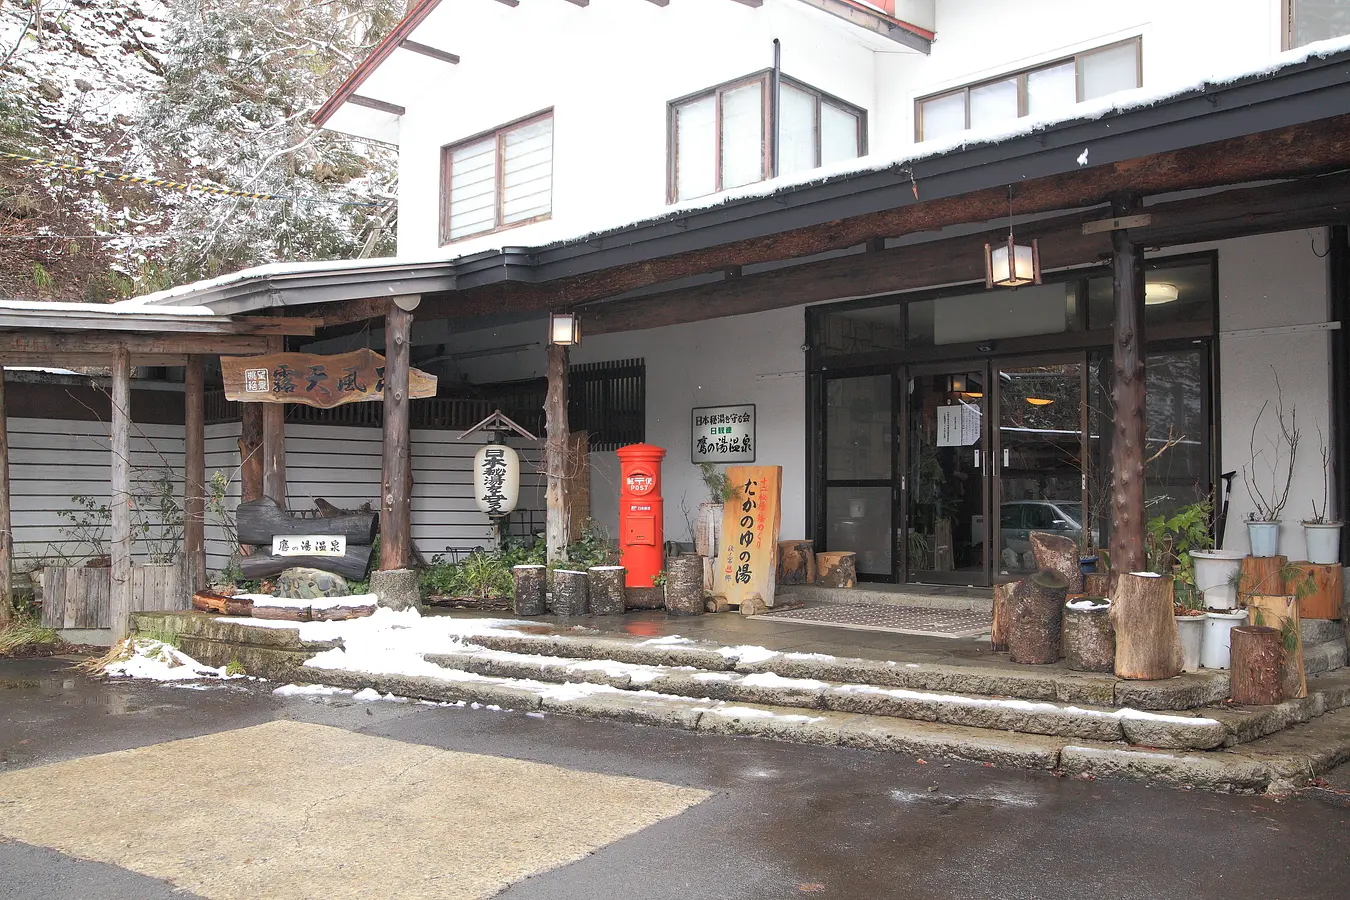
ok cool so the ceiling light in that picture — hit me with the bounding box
[1026,397,1054,406]
[1144,282,1179,305]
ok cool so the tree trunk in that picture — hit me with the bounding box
[1109,571,1182,680]
[380,304,413,571]
[1084,573,1112,599]
[1007,570,1068,665]
[239,403,264,509]
[0,368,11,625]
[544,343,570,564]
[262,338,287,509]
[550,569,589,617]
[1109,195,1147,577]
[236,499,378,546]
[665,555,704,616]
[1031,531,1083,594]
[1289,561,1342,620]
[184,356,207,592]
[109,345,133,641]
[990,582,1014,652]
[588,566,626,616]
[1246,593,1306,699]
[1239,554,1287,604]
[777,540,815,585]
[1064,601,1115,673]
[512,565,547,616]
[817,551,856,588]
[1231,625,1285,705]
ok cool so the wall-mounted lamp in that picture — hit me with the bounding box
[549,311,581,346]
[947,374,968,393]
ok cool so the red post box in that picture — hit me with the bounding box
[617,443,666,589]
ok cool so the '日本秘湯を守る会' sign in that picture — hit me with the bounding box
[691,404,755,463]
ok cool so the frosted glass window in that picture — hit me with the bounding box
[674,95,716,201]
[779,82,817,177]
[1291,0,1350,47]
[919,91,966,141]
[720,82,764,190]
[1026,61,1077,117]
[969,77,1018,130]
[447,137,496,241]
[1080,42,1140,101]
[501,117,553,225]
[444,114,554,243]
[821,102,860,166]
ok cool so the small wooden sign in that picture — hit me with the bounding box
[272,535,346,557]
[718,465,783,608]
[221,348,437,408]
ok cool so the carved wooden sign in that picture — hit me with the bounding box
[717,465,783,608]
[220,348,437,408]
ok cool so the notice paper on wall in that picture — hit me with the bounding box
[936,403,981,447]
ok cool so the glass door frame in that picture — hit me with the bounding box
[899,359,993,586]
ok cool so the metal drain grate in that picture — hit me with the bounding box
[755,603,991,638]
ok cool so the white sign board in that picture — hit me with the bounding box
[936,403,981,447]
[272,535,346,556]
[692,404,755,463]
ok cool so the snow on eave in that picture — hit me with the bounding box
[0,297,215,317]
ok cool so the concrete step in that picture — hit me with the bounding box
[1300,618,1345,646]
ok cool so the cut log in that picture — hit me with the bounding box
[191,590,229,614]
[1031,531,1084,594]
[1084,572,1112,600]
[1246,594,1306,699]
[588,566,626,616]
[1238,554,1287,605]
[817,551,857,589]
[225,596,255,617]
[777,540,815,586]
[252,604,310,622]
[1063,599,1115,673]
[665,556,705,616]
[990,582,1014,652]
[311,602,376,621]
[702,556,715,593]
[1007,570,1069,665]
[1289,562,1342,620]
[236,498,379,547]
[1109,572,1182,680]
[1231,625,1285,705]
[550,569,589,617]
[624,586,664,610]
[706,595,731,613]
[512,565,547,617]
[238,544,373,581]
[739,593,769,616]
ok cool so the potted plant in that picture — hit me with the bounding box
[1242,382,1299,557]
[1303,428,1341,565]
[695,463,733,559]
[1174,587,1206,673]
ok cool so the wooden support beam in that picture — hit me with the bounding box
[0,368,11,625]
[348,94,406,116]
[380,305,414,571]
[397,39,460,65]
[220,316,322,336]
[0,332,269,357]
[1109,193,1147,577]
[109,345,132,641]
[240,403,264,505]
[184,356,206,592]
[544,342,570,563]
[262,336,287,509]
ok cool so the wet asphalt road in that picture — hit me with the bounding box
[2,655,1348,900]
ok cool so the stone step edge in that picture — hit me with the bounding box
[298,664,1343,795]
[462,630,1227,711]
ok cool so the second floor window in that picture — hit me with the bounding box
[916,38,1141,143]
[669,73,865,203]
[1287,0,1350,48]
[441,112,553,243]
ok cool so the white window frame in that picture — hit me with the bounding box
[440,110,554,245]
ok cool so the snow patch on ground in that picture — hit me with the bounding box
[719,645,780,664]
[104,639,240,682]
[240,592,378,611]
[638,636,695,646]
[783,652,837,661]
[833,684,1220,725]
[272,683,354,698]
[706,706,824,724]
[740,672,828,691]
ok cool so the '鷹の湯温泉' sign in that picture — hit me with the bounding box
[221,348,438,408]
[718,465,782,608]
[272,535,346,556]
[691,404,755,463]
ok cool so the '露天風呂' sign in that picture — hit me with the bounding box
[691,404,755,463]
[221,348,438,408]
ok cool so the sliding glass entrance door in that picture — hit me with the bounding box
[821,373,895,580]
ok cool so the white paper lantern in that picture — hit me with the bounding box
[474,444,520,517]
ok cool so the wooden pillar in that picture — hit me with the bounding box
[544,341,570,564]
[380,303,413,570]
[262,336,286,508]
[239,403,263,503]
[1109,194,1147,576]
[109,345,133,641]
[184,356,206,591]
[0,368,11,625]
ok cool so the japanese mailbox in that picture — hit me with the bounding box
[617,443,666,589]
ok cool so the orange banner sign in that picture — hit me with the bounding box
[220,349,437,408]
[718,465,783,608]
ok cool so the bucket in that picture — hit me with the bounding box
[1176,615,1204,672]
[1304,522,1342,566]
[1201,609,1248,669]
[1190,549,1245,610]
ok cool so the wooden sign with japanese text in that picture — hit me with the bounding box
[220,348,437,408]
[718,465,783,608]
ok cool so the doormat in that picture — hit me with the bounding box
[753,602,991,638]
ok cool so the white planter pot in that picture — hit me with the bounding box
[1304,522,1342,565]
[1201,610,1248,670]
[1247,521,1281,558]
[1175,615,1205,673]
[695,503,723,558]
[1190,549,1245,610]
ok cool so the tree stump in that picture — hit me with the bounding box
[1289,562,1342,620]
[1031,531,1084,594]
[1084,573,1112,599]
[740,593,769,616]
[1247,593,1305,699]
[990,582,1014,652]
[587,566,626,616]
[1063,600,1115,673]
[624,587,664,610]
[706,594,731,613]
[1007,570,1069,665]
[777,540,816,585]
[550,570,589,617]
[664,556,705,616]
[1109,572,1182,680]
[512,565,547,616]
[1239,554,1287,605]
[817,551,856,588]
[1231,625,1285,705]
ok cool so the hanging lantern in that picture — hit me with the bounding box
[549,311,581,346]
[473,444,521,517]
[985,235,1042,289]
